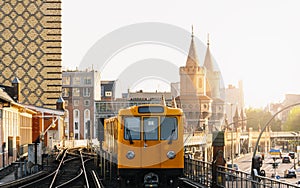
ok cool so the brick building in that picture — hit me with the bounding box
[62,69,101,140]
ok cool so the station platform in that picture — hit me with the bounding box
[0,153,59,186]
[0,172,15,185]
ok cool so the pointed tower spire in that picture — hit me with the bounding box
[12,77,20,102]
[207,33,210,46]
[203,33,214,72]
[191,25,194,36]
[56,96,65,110]
[185,25,199,67]
[233,106,240,130]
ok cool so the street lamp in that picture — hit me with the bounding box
[225,102,240,167]
[291,131,299,169]
[251,102,300,179]
[34,120,57,170]
[224,102,234,165]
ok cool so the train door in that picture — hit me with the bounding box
[141,116,161,168]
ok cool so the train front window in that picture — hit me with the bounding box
[160,117,178,140]
[143,117,158,140]
[124,117,141,140]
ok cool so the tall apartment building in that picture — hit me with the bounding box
[62,70,101,140]
[225,81,245,125]
[0,0,62,109]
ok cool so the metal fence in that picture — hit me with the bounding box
[184,158,300,188]
[184,158,212,186]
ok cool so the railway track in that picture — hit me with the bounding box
[3,148,104,188]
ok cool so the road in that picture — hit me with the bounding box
[233,152,300,185]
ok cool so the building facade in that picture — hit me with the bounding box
[62,70,101,140]
[225,81,245,122]
[0,0,62,109]
[101,80,116,101]
[0,88,36,168]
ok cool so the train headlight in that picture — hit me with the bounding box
[167,151,176,159]
[126,150,135,159]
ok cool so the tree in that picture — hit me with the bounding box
[245,108,282,131]
[282,107,300,131]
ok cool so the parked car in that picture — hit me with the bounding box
[284,169,296,178]
[282,156,291,163]
[289,152,295,159]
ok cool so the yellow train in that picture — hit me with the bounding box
[102,104,184,187]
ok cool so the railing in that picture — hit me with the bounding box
[184,158,212,187]
[184,158,300,188]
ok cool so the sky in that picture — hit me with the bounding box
[62,0,300,108]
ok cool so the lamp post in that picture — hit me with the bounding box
[225,102,234,166]
[40,122,57,151]
[251,102,300,179]
[292,132,299,169]
[34,120,57,170]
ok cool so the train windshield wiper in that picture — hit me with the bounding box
[126,128,134,144]
[168,129,175,145]
[144,132,148,147]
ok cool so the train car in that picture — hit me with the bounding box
[102,104,184,187]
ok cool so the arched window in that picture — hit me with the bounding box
[84,109,91,139]
[73,109,80,140]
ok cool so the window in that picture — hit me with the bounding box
[84,100,90,106]
[143,117,158,140]
[83,88,90,97]
[74,110,79,118]
[84,77,92,85]
[73,100,79,106]
[62,76,70,85]
[72,88,80,97]
[62,88,69,97]
[75,133,79,140]
[85,110,90,119]
[85,120,91,139]
[73,77,81,85]
[160,117,178,140]
[75,122,79,130]
[124,117,140,140]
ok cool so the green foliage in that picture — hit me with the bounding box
[282,107,300,131]
[245,108,282,131]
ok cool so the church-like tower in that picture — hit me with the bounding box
[178,28,212,133]
[180,29,206,97]
[203,35,225,131]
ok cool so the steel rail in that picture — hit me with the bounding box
[49,149,67,188]
[91,170,104,188]
[54,169,83,188]
[80,150,90,188]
